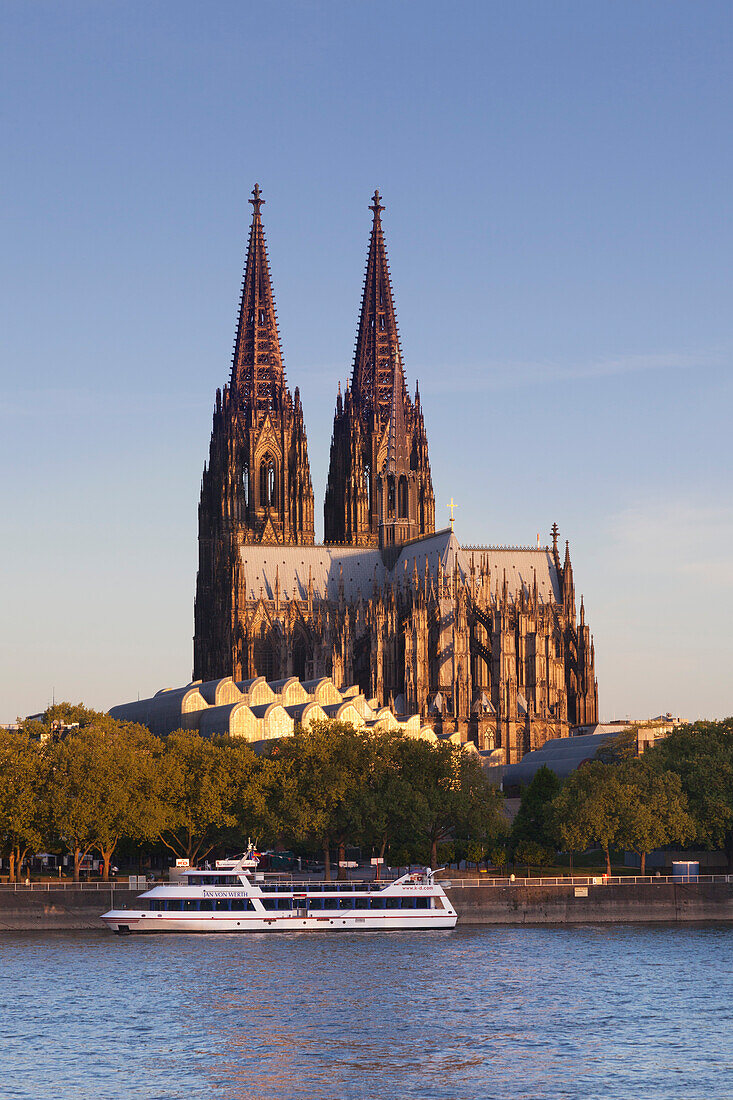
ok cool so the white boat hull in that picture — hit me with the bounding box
[101,909,457,933]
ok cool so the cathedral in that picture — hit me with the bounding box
[193,186,598,764]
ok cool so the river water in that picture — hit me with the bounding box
[1,925,731,1099]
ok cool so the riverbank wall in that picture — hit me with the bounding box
[446,878,733,924]
[0,885,139,930]
[0,879,732,931]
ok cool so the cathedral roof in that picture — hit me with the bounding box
[238,528,562,604]
[240,545,386,602]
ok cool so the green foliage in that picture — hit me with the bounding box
[550,762,624,875]
[47,721,163,879]
[511,765,561,853]
[550,750,698,875]
[0,728,46,880]
[6,708,505,878]
[153,729,259,864]
[489,844,508,871]
[595,728,638,764]
[514,839,555,869]
[615,759,695,874]
[644,719,733,864]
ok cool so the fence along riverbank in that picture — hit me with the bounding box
[1,876,732,930]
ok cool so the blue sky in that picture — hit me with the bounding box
[2,1,732,721]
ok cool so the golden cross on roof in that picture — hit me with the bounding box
[449,497,457,530]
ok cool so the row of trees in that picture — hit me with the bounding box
[1,705,507,881]
[509,718,733,874]
[4,704,731,882]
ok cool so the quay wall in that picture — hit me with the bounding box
[1,881,732,931]
[447,880,733,924]
[0,886,139,931]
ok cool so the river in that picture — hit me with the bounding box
[1,925,731,1099]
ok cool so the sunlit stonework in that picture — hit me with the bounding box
[193,188,598,764]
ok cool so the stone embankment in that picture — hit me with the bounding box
[445,876,733,924]
[0,884,139,931]
[0,877,732,931]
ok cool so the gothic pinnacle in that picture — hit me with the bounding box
[369,188,384,216]
[249,182,265,214]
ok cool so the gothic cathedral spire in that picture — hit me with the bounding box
[351,189,406,421]
[324,191,435,548]
[194,185,315,681]
[230,184,288,410]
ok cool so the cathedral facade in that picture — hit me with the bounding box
[193,187,598,764]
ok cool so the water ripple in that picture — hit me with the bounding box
[0,925,731,1099]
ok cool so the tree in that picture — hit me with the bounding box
[489,843,508,873]
[454,750,507,860]
[217,736,268,853]
[614,759,694,875]
[645,719,733,868]
[47,726,113,880]
[595,728,638,764]
[47,721,161,880]
[514,838,555,874]
[263,722,372,879]
[397,740,504,869]
[153,730,244,865]
[395,738,460,869]
[550,762,624,876]
[510,765,561,853]
[90,723,165,879]
[0,729,45,881]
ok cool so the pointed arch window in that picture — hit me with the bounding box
[259,454,277,508]
[398,475,409,519]
[387,476,396,518]
[253,627,277,681]
[242,467,249,507]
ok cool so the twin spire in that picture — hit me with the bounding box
[231,184,408,426]
[230,184,287,411]
[352,189,406,422]
[227,185,434,549]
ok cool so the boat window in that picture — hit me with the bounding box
[199,899,214,912]
[322,898,339,910]
[369,897,387,909]
[230,898,255,911]
[339,897,355,910]
[385,897,402,909]
[215,899,230,911]
[261,898,292,911]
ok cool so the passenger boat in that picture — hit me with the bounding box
[101,848,457,934]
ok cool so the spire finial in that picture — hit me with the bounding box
[249,183,265,214]
[449,497,457,531]
[370,189,384,216]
